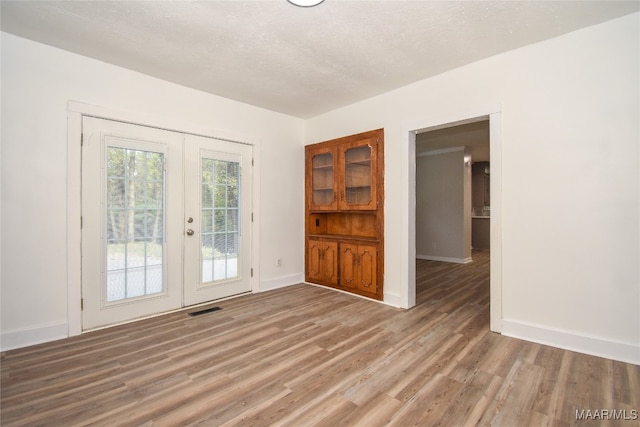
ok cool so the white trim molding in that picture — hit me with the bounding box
[502,319,640,365]
[259,273,304,292]
[383,290,402,308]
[1,322,69,352]
[305,282,394,307]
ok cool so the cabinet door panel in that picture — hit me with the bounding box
[357,244,377,293]
[340,243,358,289]
[308,240,323,282]
[339,138,377,210]
[322,241,339,285]
[307,147,338,211]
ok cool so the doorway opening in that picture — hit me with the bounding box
[416,120,489,263]
[406,112,502,332]
[414,119,490,307]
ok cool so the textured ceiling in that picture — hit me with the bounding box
[2,1,638,118]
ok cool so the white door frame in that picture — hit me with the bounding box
[402,107,503,333]
[67,101,261,336]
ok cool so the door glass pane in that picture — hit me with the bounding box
[201,158,240,283]
[345,145,372,205]
[312,153,334,205]
[106,147,164,302]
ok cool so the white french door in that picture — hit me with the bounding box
[183,135,253,306]
[81,117,252,330]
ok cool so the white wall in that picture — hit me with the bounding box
[306,14,639,364]
[0,33,305,350]
[416,148,471,263]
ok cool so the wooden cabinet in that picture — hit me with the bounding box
[307,137,378,211]
[307,238,339,286]
[308,146,338,211]
[340,138,377,210]
[340,242,378,294]
[305,129,384,300]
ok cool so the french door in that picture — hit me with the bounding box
[183,135,252,306]
[81,117,252,330]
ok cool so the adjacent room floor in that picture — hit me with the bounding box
[1,250,638,426]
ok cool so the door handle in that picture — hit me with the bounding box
[186,229,195,236]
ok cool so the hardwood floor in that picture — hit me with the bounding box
[2,250,638,426]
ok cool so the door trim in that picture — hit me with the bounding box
[402,106,502,333]
[67,101,260,337]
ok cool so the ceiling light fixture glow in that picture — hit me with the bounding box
[287,0,325,7]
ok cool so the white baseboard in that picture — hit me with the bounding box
[305,281,402,309]
[502,319,640,365]
[383,291,402,308]
[305,282,393,308]
[1,321,69,352]
[259,273,304,292]
[417,254,473,264]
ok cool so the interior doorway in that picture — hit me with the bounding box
[406,112,502,332]
[415,120,490,264]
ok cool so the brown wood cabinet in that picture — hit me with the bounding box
[305,129,384,300]
[340,242,378,294]
[307,238,339,286]
[307,136,379,211]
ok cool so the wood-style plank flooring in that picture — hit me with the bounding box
[2,250,639,426]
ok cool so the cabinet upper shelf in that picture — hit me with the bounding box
[345,160,371,166]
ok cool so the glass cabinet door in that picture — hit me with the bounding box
[310,149,337,210]
[341,139,377,210]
